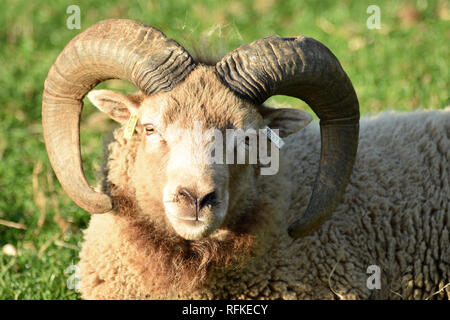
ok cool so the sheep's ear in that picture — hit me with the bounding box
[257,104,313,137]
[87,90,138,124]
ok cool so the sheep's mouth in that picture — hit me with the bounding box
[165,207,209,223]
[172,215,208,226]
[165,210,225,240]
[175,216,206,223]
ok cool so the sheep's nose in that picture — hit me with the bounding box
[178,188,218,212]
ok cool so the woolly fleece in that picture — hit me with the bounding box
[79,107,449,300]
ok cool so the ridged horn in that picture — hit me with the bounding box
[42,19,196,213]
[216,36,359,238]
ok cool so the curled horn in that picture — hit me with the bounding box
[42,19,196,213]
[216,36,359,238]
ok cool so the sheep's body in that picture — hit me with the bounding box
[78,107,449,300]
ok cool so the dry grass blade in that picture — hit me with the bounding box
[37,232,60,259]
[54,240,79,251]
[328,258,345,299]
[389,289,404,299]
[425,282,450,300]
[34,163,46,227]
[47,167,68,233]
[32,159,46,235]
[0,218,27,230]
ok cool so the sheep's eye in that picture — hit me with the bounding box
[145,125,155,136]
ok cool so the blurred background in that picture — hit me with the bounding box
[0,0,448,299]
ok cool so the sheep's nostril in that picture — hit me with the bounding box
[199,191,217,210]
[177,187,217,213]
[178,188,196,204]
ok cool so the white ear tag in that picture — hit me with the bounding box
[262,126,285,149]
[123,113,138,140]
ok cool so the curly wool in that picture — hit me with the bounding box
[79,108,449,300]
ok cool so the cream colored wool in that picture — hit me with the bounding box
[78,106,449,300]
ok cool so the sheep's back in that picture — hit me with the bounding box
[282,108,449,299]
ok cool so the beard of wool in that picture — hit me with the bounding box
[110,188,256,296]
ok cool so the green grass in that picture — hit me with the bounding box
[0,0,448,299]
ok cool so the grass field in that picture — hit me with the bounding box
[0,0,448,299]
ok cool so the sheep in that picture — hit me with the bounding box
[42,19,449,299]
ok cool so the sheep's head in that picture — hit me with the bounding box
[42,19,359,239]
[86,66,312,240]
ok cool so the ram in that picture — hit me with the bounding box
[42,19,449,299]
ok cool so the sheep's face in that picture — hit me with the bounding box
[88,66,312,240]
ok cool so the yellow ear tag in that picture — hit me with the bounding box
[124,113,138,140]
